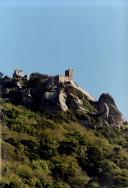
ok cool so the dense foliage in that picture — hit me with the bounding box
[0,101,128,188]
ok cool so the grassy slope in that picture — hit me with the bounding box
[0,101,128,188]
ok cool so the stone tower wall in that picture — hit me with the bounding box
[65,69,74,80]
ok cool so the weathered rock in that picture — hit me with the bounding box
[65,84,96,102]
[68,94,84,111]
[100,119,110,128]
[98,93,123,125]
[0,72,4,78]
[30,73,50,80]
[41,89,68,112]
[44,91,58,100]
[13,69,24,79]
[15,81,22,89]
[58,90,68,112]
[6,88,32,107]
[0,70,126,130]
[21,89,32,107]
[83,119,91,127]
[1,77,16,89]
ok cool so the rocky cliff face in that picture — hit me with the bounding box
[98,93,124,125]
[0,70,125,128]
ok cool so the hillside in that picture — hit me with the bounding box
[0,69,128,188]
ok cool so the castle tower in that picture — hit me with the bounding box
[65,69,74,80]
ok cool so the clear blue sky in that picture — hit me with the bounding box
[0,0,128,118]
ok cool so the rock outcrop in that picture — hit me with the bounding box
[98,93,123,125]
[67,94,84,111]
[13,69,24,79]
[58,90,68,112]
[0,69,125,128]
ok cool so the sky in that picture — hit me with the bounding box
[0,0,128,118]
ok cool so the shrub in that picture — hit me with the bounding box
[0,174,23,188]
[39,136,59,159]
[52,155,90,186]
[79,145,105,176]
[17,165,33,179]
[32,160,50,174]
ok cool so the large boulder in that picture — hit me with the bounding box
[13,69,24,79]
[41,88,68,112]
[67,94,84,111]
[98,93,123,125]
[58,90,68,112]
[45,91,58,100]
[20,89,32,107]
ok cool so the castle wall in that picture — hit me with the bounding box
[48,69,74,86]
[65,69,74,80]
[54,75,70,84]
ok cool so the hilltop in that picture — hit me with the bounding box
[0,69,128,188]
[0,69,125,128]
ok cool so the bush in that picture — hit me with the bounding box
[32,160,50,174]
[39,136,59,159]
[52,155,90,186]
[78,145,105,176]
[58,140,77,155]
[1,100,128,188]
[0,174,23,188]
[17,165,33,179]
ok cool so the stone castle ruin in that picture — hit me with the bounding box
[49,69,74,86]
[1,68,124,127]
[11,68,74,88]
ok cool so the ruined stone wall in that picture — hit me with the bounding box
[47,69,74,86]
[54,75,70,84]
[65,69,74,80]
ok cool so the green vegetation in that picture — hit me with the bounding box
[1,101,128,188]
